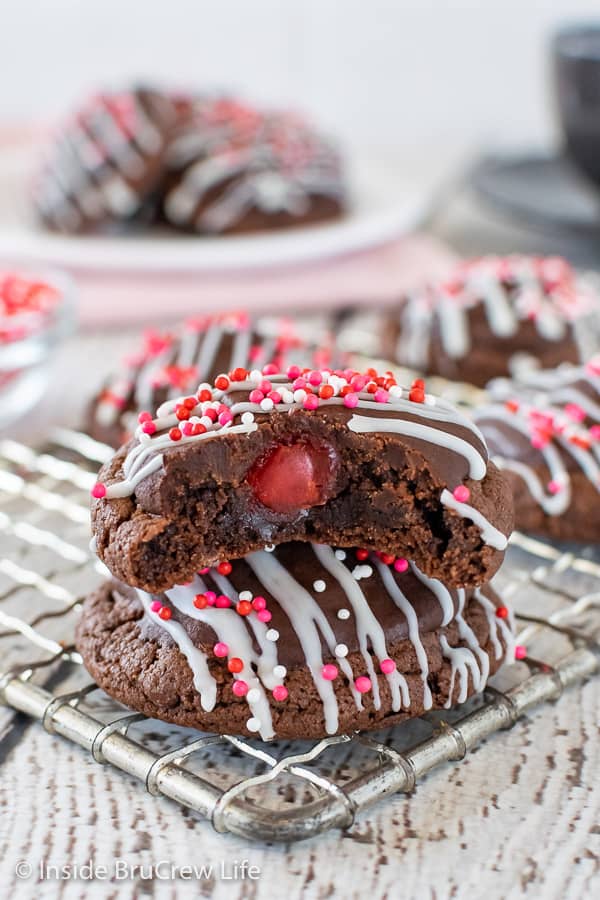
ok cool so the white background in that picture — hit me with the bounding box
[3,0,600,156]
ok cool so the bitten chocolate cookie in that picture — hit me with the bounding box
[475,358,600,543]
[90,366,513,592]
[162,100,346,234]
[88,311,337,448]
[33,87,181,233]
[76,543,514,740]
[382,256,600,388]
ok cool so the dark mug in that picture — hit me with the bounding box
[554,23,600,185]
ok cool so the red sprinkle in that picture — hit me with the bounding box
[158,606,172,621]
[228,657,244,674]
[236,600,253,616]
[217,560,232,576]
[355,549,369,561]
[193,593,208,609]
[169,427,182,441]
[495,605,509,619]
[215,375,230,390]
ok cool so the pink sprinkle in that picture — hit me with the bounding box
[272,685,288,701]
[257,609,272,623]
[394,558,409,573]
[204,591,217,606]
[150,600,161,613]
[380,658,396,674]
[182,422,194,436]
[199,567,210,575]
[321,664,338,680]
[258,379,272,394]
[565,403,586,423]
[218,410,233,426]
[138,411,152,424]
[453,485,471,503]
[142,420,156,435]
[252,596,267,611]
[287,365,301,380]
[373,388,389,403]
[91,483,106,499]
[213,642,229,658]
[303,393,319,410]
[249,389,264,404]
[355,676,372,693]
[514,645,527,660]
[351,375,368,392]
[308,371,322,386]
[343,392,359,409]
[232,680,248,697]
[548,480,562,494]
[531,434,549,450]
[215,595,231,608]
[292,377,307,391]
[262,363,279,376]
[268,390,281,404]
[590,425,600,441]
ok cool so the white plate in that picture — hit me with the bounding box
[0,143,426,273]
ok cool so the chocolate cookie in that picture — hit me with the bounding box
[381,256,600,388]
[475,357,600,542]
[88,312,337,448]
[76,543,514,739]
[90,366,513,592]
[33,87,180,233]
[162,101,346,234]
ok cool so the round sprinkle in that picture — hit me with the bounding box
[247,688,261,703]
[264,544,275,553]
[380,658,396,674]
[394,558,409,573]
[515,645,527,660]
[337,608,351,620]
[215,594,231,608]
[213,642,229,658]
[260,397,274,412]
[257,609,272,623]
[138,411,152,424]
[246,717,261,733]
[321,664,338,680]
[273,665,287,679]
[495,605,509,619]
[193,593,208,609]
[141,421,156,435]
[355,676,372,693]
[266,628,280,642]
[453,485,471,503]
[150,600,161,613]
[335,643,348,658]
[204,591,217,606]
[217,560,232,575]
[313,579,326,593]
[236,600,253,616]
[239,590,253,602]
[343,392,359,409]
[272,685,288,702]
[169,427,182,442]
[241,412,255,425]
[334,549,347,561]
[228,657,244,674]
[232,680,248,697]
[355,549,369,561]
[158,606,172,621]
[91,482,106,499]
[252,596,267,611]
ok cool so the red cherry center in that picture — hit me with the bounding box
[247,441,337,513]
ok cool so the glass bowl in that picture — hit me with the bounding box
[0,267,75,429]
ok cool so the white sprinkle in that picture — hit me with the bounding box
[293,389,307,403]
[266,628,280,642]
[389,385,403,397]
[334,549,347,561]
[337,608,350,620]
[250,370,263,382]
[273,665,287,678]
[198,382,211,392]
[199,415,213,428]
[246,717,261,732]
[352,564,373,580]
[313,579,326,593]
[241,412,255,425]
[424,393,436,406]
[335,643,348,658]
[281,389,294,404]
[260,397,274,412]
[247,688,260,703]
[238,590,253,602]
[264,544,275,552]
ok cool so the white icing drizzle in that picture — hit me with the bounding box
[440,488,508,550]
[312,544,409,710]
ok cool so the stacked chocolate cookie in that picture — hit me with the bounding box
[79,355,516,740]
[33,88,346,236]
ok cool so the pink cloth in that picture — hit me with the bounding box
[72,235,457,327]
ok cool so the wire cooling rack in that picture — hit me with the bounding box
[0,430,599,844]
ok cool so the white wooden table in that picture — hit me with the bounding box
[1,321,599,900]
